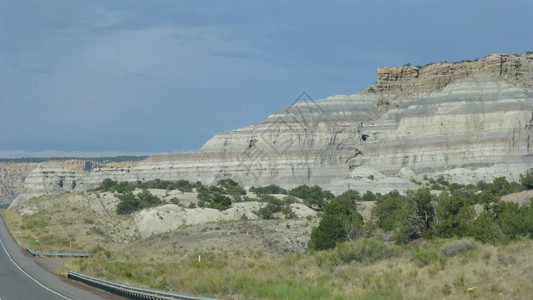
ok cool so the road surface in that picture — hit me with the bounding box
[0,215,110,300]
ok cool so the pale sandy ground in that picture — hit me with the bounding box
[501,189,533,206]
[134,202,316,237]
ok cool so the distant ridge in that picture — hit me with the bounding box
[0,150,154,159]
[0,156,149,164]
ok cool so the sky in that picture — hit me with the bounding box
[1,0,532,157]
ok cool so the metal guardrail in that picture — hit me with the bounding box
[27,248,89,257]
[67,271,221,300]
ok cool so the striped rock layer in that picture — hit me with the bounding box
[10,54,533,206]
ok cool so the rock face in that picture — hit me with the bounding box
[368,53,533,106]
[0,163,38,204]
[9,52,533,207]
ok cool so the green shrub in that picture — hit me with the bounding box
[361,191,376,201]
[249,184,287,195]
[483,176,525,196]
[256,197,282,219]
[137,189,162,205]
[440,239,478,257]
[210,194,232,210]
[467,212,503,244]
[309,194,364,250]
[194,180,245,209]
[282,196,297,204]
[196,187,213,202]
[116,190,162,215]
[138,178,175,190]
[308,213,347,250]
[83,218,95,224]
[338,190,361,202]
[282,205,297,219]
[372,190,407,231]
[288,185,334,210]
[468,201,533,243]
[520,169,533,189]
[98,178,117,192]
[114,181,134,193]
[99,178,198,193]
[174,179,194,192]
[393,189,435,244]
[197,191,231,211]
[433,193,475,238]
[256,206,274,220]
[336,239,399,264]
[436,175,449,186]
[217,179,246,200]
[411,249,439,267]
[494,201,533,239]
[313,251,340,269]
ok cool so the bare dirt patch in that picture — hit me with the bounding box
[502,190,533,206]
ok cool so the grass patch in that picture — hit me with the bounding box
[336,239,400,264]
[410,249,440,267]
[20,216,49,230]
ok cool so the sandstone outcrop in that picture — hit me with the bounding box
[367,53,533,107]
[8,52,533,207]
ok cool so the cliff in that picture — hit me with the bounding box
[367,53,533,108]
[8,52,533,207]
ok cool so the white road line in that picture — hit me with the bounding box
[0,234,72,300]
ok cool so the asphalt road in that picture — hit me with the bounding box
[0,215,110,300]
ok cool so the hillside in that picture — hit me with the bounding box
[1,178,532,299]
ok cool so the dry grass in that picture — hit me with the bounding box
[2,193,532,299]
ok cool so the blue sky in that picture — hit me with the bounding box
[1,0,532,157]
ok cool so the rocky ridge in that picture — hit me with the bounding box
[367,53,533,107]
[8,52,533,207]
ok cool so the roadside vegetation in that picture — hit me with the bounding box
[61,236,533,300]
[0,170,532,299]
[310,170,533,250]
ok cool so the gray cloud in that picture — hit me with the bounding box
[1,0,531,154]
[80,7,127,28]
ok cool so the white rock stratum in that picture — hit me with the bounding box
[9,53,533,207]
